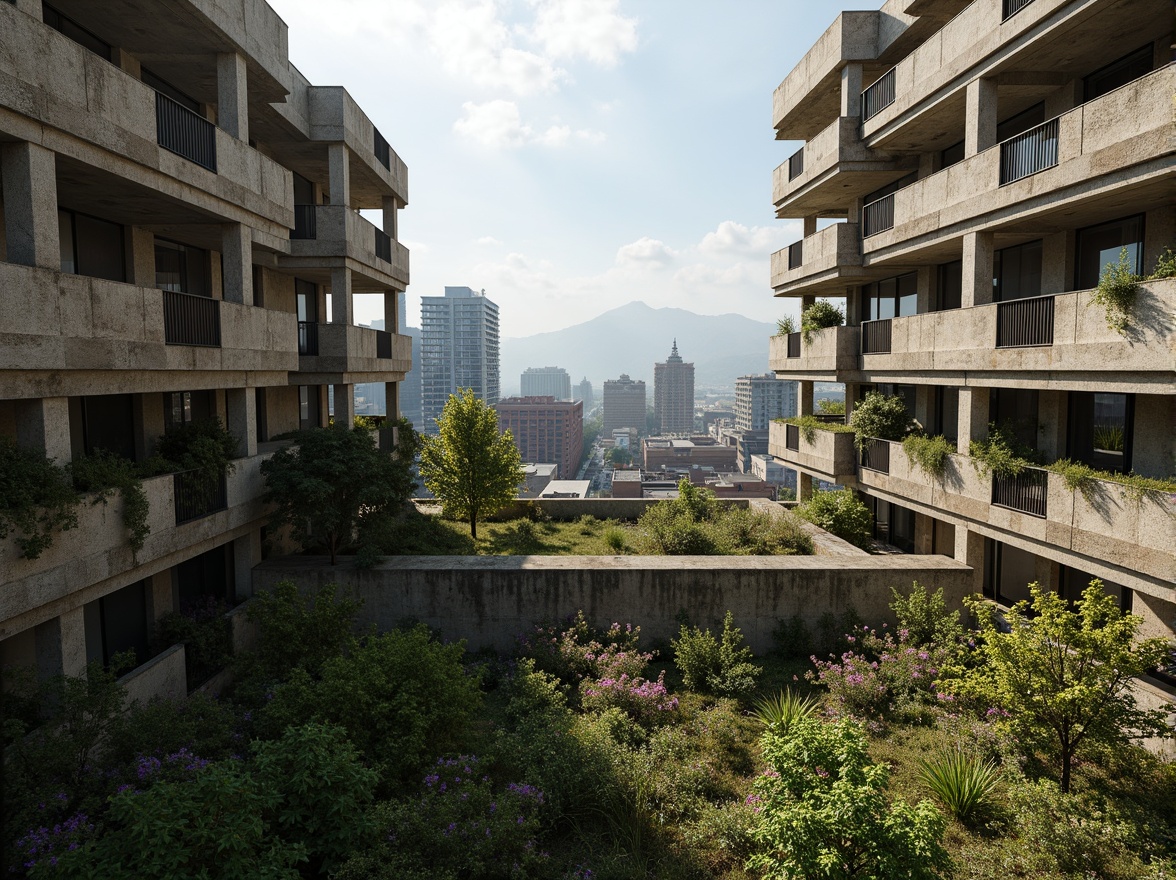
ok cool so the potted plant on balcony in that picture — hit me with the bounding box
[799,300,844,345]
[150,419,238,515]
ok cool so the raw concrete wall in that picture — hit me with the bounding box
[253,554,973,655]
[119,643,185,704]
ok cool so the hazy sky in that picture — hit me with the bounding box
[267,0,880,338]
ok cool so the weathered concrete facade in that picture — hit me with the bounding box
[0,0,410,690]
[769,0,1176,662]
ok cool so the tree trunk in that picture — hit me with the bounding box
[1060,743,1071,793]
[470,514,477,541]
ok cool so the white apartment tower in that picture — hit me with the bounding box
[420,286,500,432]
[521,366,572,401]
[767,0,1174,655]
[735,374,798,432]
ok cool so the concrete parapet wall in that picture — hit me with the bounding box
[252,554,973,655]
[119,643,186,704]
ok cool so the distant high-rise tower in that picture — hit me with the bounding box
[603,374,646,434]
[734,374,797,431]
[521,366,572,400]
[497,396,584,480]
[653,340,695,434]
[577,377,594,413]
[420,286,500,433]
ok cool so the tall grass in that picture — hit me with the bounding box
[753,690,818,734]
[918,747,999,823]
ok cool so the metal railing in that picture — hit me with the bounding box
[786,332,801,359]
[787,241,803,270]
[862,193,895,237]
[375,229,392,263]
[814,413,846,424]
[298,321,319,356]
[785,423,800,451]
[376,329,392,359]
[155,92,216,172]
[1000,117,1059,185]
[861,68,896,121]
[992,469,1048,517]
[788,146,805,181]
[292,204,317,240]
[996,294,1055,348]
[174,469,227,524]
[1003,0,1036,20]
[163,290,220,347]
[861,318,892,354]
[373,128,391,171]
[860,439,890,474]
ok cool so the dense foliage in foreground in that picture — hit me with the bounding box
[4,582,1174,879]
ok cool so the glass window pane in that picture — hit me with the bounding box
[1084,45,1153,103]
[1075,215,1144,289]
[155,240,184,292]
[75,213,125,282]
[937,261,962,311]
[897,273,918,317]
[996,240,1042,301]
[58,209,76,274]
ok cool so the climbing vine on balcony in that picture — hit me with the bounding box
[0,438,80,560]
[968,424,1041,479]
[1045,459,1176,506]
[901,434,956,479]
[779,416,854,445]
[1089,248,1140,336]
[71,451,151,555]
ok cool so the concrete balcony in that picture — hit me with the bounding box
[769,325,860,380]
[862,66,1174,260]
[0,262,298,399]
[284,205,410,290]
[768,420,858,484]
[296,323,412,385]
[771,222,863,295]
[856,446,1176,595]
[773,117,909,216]
[0,451,274,639]
[0,4,293,241]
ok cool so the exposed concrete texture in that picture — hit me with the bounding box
[253,553,973,655]
[1,141,58,269]
[119,643,186,704]
[772,222,863,293]
[282,205,410,289]
[769,325,860,378]
[768,421,858,484]
[295,324,411,385]
[15,396,71,463]
[216,52,249,142]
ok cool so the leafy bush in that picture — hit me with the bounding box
[778,415,855,445]
[775,316,796,336]
[243,581,361,684]
[771,615,812,658]
[0,436,79,559]
[1046,458,1176,505]
[849,391,915,451]
[602,525,628,552]
[795,488,873,550]
[582,672,679,725]
[154,418,238,479]
[1090,246,1140,335]
[155,596,232,687]
[517,612,649,695]
[968,422,1041,478]
[917,747,998,824]
[901,434,955,479]
[70,450,151,554]
[816,398,845,415]
[672,611,761,698]
[1150,246,1176,279]
[753,690,817,733]
[799,299,844,345]
[889,582,965,652]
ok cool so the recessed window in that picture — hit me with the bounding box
[58,209,125,282]
[1059,566,1131,612]
[1067,391,1133,474]
[996,102,1045,143]
[994,240,1042,302]
[1084,44,1153,103]
[863,272,917,320]
[935,260,962,311]
[141,68,202,116]
[84,581,149,669]
[155,239,209,296]
[43,3,111,61]
[164,390,213,431]
[939,140,964,170]
[80,393,136,460]
[1074,214,1144,290]
[933,387,959,443]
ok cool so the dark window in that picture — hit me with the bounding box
[292,172,316,205]
[43,3,111,60]
[1067,391,1133,474]
[155,239,209,296]
[939,140,964,169]
[251,265,264,308]
[141,68,202,116]
[85,581,149,668]
[994,239,1042,302]
[990,387,1039,452]
[295,279,318,321]
[862,272,918,320]
[934,387,960,443]
[164,390,214,431]
[58,209,125,282]
[1059,566,1131,612]
[935,260,962,311]
[255,388,267,443]
[996,102,1045,143]
[1084,45,1153,103]
[863,172,918,206]
[81,393,136,460]
[175,544,234,607]
[869,496,916,553]
[987,540,1037,607]
[1074,214,1144,290]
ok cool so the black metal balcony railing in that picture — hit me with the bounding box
[375,229,392,263]
[292,204,317,240]
[376,329,392,359]
[996,294,1055,348]
[174,469,228,525]
[788,241,803,270]
[1000,117,1059,185]
[861,68,896,121]
[788,146,805,181]
[374,128,391,171]
[862,193,895,237]
[1002,0,1036,20]
[785,423,800,452]
[786,331,801,359]
[163,290,220,347]
[155,92,216,172]
[861,318,892,355]
[814,413,846,424]
[992,469,1048,517]
[860,439,890,474]
[298,320,319,356]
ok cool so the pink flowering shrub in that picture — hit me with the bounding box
[517,612,652,692]
[806,626,953,726]
[582,671,680,725]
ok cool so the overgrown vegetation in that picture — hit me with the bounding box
[1089,247,1140,335]
[795,487,873,551]
[154,597,233,688]
[672,611,761,698]
[777,414,855,445]
[1046,457,1176,505]
[774,316,796,336]
[967,422,1042,478]
[901,434,956,479]
[799,299,844,345]
[849,391,915,452]
[70,450,150,554]
[0,437,80,559]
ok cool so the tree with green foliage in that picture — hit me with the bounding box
[261,425,415,564]
[956,581,1171,793]
[795,488,873,551]
[849,391,915,451]
[749,713,950,880]
[418,389,524,540]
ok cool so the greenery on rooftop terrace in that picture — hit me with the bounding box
[5,580,1173,879]
[776,415,856,444]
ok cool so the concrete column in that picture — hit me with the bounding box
[330,266,352,325]
[1041,232,1066,295]
[127,227,156,286]
[113,48,141,79]
[840,63,863,118]
[964,77,997,158]
[383,289,399,333]
[225,387,257,457]
[913,513,934,555]
[382,196,399,238]
[956,386,989,454]
[216,52,249,142]
[844,383,860,422]
[961,231,995,308]
[845,287,863,325]
[220,223,253,306]
[385,380,400,420]
[328,143,350,207]
[953,526,986,598]
[332,383,355,427]
[1037,390,1064,461]
[233,533,261,599]
[1,142,59,270]
[915,266,934,314]
[798,380,814,417]
[16,397,71,463]
[798,472,814,502]
[146,570,174,623]
[135,393,165,461]
[803,215,818,237]
[913,385,933,432]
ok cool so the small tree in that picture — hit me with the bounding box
[261,425,415,564]
[796,488,873,551]
[849,391,915,452]
[957,581,1171,792]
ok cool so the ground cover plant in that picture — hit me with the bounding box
[5,581,1173,879]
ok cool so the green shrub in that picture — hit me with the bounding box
[1149,246,1176,279]
[917,747,999,824]
[0,436,80,559]
[816,398,845,416]
[799,299,844,345]
[154,596,233,687]
[779,415,855,445]
[890,581,965,651]
[902,434,956,479]
[602,525,628,552]
[849,391,915,451]
[771,615,812,658]
[105,693,239,770]
[1090,246,1141,335]
[672,611,761,698]
[243,581,362,684]
[775,315,796,336]
[795,488,873,551]
[70,450,151,554]
[712,507,813,556]
[753,690,817,734]
[968,423,1040,478]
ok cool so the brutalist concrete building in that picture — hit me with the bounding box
[0,0,411,690]
[767,0,1174,651]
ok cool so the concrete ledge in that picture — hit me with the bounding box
[119,643,185,704]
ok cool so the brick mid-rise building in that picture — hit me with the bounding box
[497,396,584,482]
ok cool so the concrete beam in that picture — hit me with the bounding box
[328,143,350,207]
[840,63,863,118]
[385,380,400,420]
[217,52,249,142]
[2,142,59,270]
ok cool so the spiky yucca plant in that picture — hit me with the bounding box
[753,689,818,733]
[918,748,999,823]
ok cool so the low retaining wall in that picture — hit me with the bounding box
[253,554,973,654]
[119,643,186,703]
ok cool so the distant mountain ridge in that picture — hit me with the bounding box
[501,301,777,393]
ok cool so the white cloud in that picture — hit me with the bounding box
[525,0,639,67]
[453,100,602,148]
[476,236,503,246]
[697,220,801,258]
[615,237,678,267]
